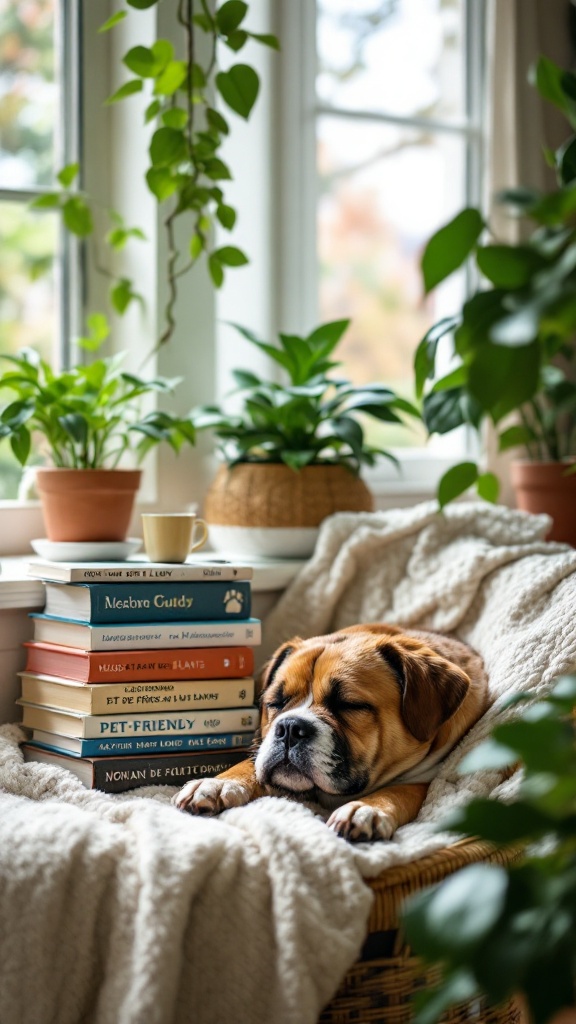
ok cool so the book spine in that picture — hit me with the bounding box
[93,749,251,792]
[32,731,254,756]
[21,703,260,737]
[32,564,253,582]
[22,676,256,713]
[32,616,262,650]
[23,644,255,682]
[49,580,252,623]
[82,705,259,737]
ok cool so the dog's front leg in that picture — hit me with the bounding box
[327,783,430,842]
[173,757,267,816]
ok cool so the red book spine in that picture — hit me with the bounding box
[22,642,255,683]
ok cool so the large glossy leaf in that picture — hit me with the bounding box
[404,864,508,955]
[476,245,545,289]
[423,388,469,434]
[421,208,484,294]
[468,342,540,420]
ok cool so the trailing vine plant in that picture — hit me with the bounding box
[32,0,278,349]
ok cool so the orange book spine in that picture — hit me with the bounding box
[22,642,255,683]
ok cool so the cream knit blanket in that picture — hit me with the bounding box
[1,501,575,1024]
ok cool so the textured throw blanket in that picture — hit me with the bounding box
[1,501,576,1024]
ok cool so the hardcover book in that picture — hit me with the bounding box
[30,729,255,758]
[23,642,255,682]
[26,558,253,583]
[21,744,250,793]
[43,580,252,623]
[30,615,262,651]
[19,672,256,715]
[18,700,260,738]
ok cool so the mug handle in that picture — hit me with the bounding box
[190,517,209,553]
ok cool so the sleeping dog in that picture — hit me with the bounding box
[173,623,489,842]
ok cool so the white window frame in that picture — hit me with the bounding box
[276,0,489,504]
[0,0,83,551]
[0,0,488,554]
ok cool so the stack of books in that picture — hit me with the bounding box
[19,558,262,793]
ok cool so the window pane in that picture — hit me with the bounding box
[0,200,57,358]
[0,0,59,189]
[317,0,465,123]
[0,200,58,498]
[318,115,467,446]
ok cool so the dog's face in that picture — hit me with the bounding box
[254,625,471,805]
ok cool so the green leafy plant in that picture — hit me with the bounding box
[415,55,576,507]
[403,674,576,1024]
[32,0,279,347]
[190,319,421,471]
[0,335,195,469]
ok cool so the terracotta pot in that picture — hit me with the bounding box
[511,460,576,546]
[204,463,374,528]
[35,468,142,543]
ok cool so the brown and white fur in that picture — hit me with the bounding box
[173,623,489,842]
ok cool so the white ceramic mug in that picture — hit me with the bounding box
[141,512,209,563]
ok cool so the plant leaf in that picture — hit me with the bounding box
[216,64,260,119]
[106,79,143,104]
[438,462,479,507]
[421,208,484,294]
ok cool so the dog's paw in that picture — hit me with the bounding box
[172,777,252,816]
[326,801,396,843]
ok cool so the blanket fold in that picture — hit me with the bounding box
[1,501,576,1024]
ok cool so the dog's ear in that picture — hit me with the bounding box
[378,639,470,742]
[260,638,302,691]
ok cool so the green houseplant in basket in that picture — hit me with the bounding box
[192,318,421,555]
[0,333,195,543]
[415,56,576,545]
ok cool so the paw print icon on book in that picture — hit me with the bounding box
[223,589,244,614]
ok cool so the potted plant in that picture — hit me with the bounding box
[414,56,576,545]
[191,318,421,556]
[403,673,576,1024]
[0,333,195,543]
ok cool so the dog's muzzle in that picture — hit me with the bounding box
[255,713,320,792]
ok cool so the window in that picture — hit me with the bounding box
[277,0,488,497]
[0,0,78,499]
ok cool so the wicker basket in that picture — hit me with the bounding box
[204,463,374,528]
[319,839,522,1024]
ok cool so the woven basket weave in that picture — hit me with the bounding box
[319,839,522,1024]
[204,464,374,528]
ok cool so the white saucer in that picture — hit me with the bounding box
[31,538,142,562]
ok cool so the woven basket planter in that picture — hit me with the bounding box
[319,838,522,1024]
[204,463,374,529]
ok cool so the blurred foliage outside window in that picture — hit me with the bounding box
[0,0,60,497]
[316,0,481,451]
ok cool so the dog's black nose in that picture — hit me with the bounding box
[275,716,316,748]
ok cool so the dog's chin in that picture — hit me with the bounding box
[266,764,315,793]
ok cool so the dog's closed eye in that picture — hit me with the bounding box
[323,679,378,719]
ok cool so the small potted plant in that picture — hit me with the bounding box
[415,56,576,545]
[192,318,421,556]
[0,331,195,543]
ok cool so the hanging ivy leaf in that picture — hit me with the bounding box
[216,64,260,119]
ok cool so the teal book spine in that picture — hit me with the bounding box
[45,580,252,623]
[30,731,255,757]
